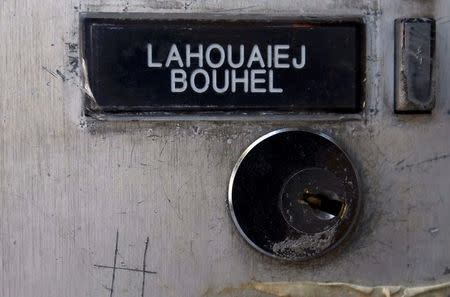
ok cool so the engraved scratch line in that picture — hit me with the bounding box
[94,264,156,274]
[94,234,156,297]
[397,153,450,170]
[41,66,58,78]
[110,230,119,297]
[142,237,150,297]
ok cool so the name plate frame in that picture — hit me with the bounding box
[80,13,366,119]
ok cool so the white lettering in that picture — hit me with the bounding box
[274,44,290,68]
[171,69,187,92]
[250,70,266,93]
[147,44,162,68]
[165,44,184,67]
[186,44,203,67]
[205,44,226,68]
[247,45,265,68]
[190,69,210,93]
[161,43,304,94]
[268,70,283,93]
[212,70,229,93]
[227,44,245,68]
[231,70,248,93]
[267,45,272,68]
[292,45,306,69]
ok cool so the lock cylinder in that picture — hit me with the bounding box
[228,129,361,261]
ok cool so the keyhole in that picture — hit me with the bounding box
[300,192,345,220]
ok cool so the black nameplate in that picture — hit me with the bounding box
[81,15,364,114]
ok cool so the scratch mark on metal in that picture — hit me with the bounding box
[129,138,136,167]
[94,264,156,274]
[141,237,150,297]
[215,5,257,12]
[41,66,66,81]
[397,153,450,170]
[56,69,67,81]
[159,173,183,221]
[41,66,58,78]
[94,235,155,296]
[110,230,119,297]
[159,140,168,158]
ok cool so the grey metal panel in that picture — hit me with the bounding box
[1,0,450,296]
[395,18,435,113]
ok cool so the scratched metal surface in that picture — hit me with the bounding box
[1,0,450,297]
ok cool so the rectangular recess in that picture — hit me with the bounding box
[394,18,435,113]
[81,14,365,116]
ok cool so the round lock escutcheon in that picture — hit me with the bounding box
[228,129,361,261]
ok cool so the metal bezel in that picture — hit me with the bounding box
[227,128,362,261]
